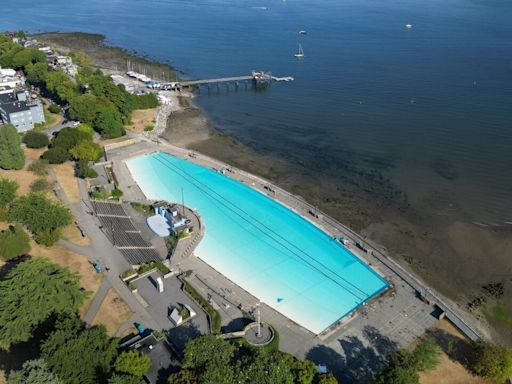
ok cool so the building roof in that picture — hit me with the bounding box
[147,214,171,237]
[0,92,38,114]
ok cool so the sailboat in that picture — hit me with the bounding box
[294,44,304,58]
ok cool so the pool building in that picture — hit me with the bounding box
[126,151,389,334]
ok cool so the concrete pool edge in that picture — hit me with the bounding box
[124,150,391,335]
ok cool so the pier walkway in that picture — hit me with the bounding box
[180,76,253,87]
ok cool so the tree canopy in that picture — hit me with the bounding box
[69,140,102,162]
[68,94,101,124]
[0,124,25,170]
[6,359,62,384]
[472,341,512,382]
[41,316,118,384]
[170,335,333,384]
[94,106,125,138]
[8,192,72,245]
[0,258,87,349]
[115,350,151,378]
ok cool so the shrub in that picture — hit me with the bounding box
[0,178,18,208]
[30,178,51,192]
[34,228,62,247]
[48,103,61,114]
[0,224,30,261]
[143,124,154,132]
[9,192,72,246]
[28,159,49,176]
[23,131,50,148]
[75,161,98,179]
[111,188,123,200]
[42,147,70,164]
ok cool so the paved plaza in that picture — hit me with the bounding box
[133,271,210,350]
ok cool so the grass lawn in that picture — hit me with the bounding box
[51,162,81,203]
[92,288,133,336]
[125,108,156,133]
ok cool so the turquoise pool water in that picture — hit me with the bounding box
[126,152,388,334]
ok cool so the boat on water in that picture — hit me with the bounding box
[299,30,307,35]
[294,44,304,58]
[405,23,413,29]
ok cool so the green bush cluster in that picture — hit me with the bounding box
[23,131,50,149]
[27,159,50,176]
[8,192,72,246]
[29,178,52,193]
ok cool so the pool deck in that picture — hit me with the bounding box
[106,136,479,382]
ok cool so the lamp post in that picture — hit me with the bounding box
[256,302,261,338]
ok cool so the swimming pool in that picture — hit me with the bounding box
[126,152,388,334]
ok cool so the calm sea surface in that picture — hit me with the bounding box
[3,0,512,224]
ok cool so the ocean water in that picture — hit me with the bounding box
[126,152,388,333]
[3,0,512,225]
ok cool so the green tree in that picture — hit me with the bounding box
[315,373,338,384]
[51,127,92,151]
[412,338,440,372]
[375,365,418,384]
[0,258,87,349]
[94,107,125,138]
[473,341,512,382]
[0,224,30,261]
[168,369,197,384]
[0,124,25,170]
[45,70,77,103]
[8,192,72,245]
[109,374,146,384]
[41,316,118,384]
[0,178,18,208]
[68,94,100,124]
[75,160,98,179]
[42,147,70,164]
[26,62,48,85]
[23,130,49,148]
[237,350,294,384]
[6,359,62,384]
[69,140,102,162]
[115,350,151,377]
[77,123,96,137]
[12,48,46,69]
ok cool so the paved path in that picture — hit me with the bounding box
[83,278,111,324]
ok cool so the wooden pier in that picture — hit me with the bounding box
[178,71,294,89]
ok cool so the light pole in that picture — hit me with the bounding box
[256,302,261,338]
